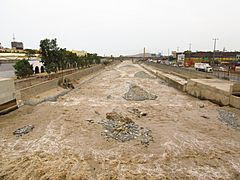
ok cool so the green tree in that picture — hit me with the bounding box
[13,59,34,78]
[40,38,59,73]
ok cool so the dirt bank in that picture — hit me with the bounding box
[0,61,240,179]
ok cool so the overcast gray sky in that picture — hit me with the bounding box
[1,0,240,56]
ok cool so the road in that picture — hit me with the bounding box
[0,61,240,179]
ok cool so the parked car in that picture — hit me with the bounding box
[217,66,227,72]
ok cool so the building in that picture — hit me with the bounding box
[11,41,24,50]
[28,59,44,74]
[0,43,3,49]
[177,51,240,66]
[71,50,87,57]
[177,53,185,66]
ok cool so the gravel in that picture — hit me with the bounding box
[100,112,153,146]
[217,109,238,128]
[134,71,155,79]
[123,84,157,101]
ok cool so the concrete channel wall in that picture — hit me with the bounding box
[141,63,240,110]
[185,79,231,106]
[15,69,78,90]
[19,65,104,101]
[0,78,18,115]
[140,64,187,91]
[145,62,214,79]
[145,62,240,82]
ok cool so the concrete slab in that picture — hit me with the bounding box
[0,78,16,104]
[190,79,234,93]
[0,78,17,114]
[140,64,187,91]
[185,79,236,106]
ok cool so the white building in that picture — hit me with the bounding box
[177,54,185,62]
[28,59,44,73]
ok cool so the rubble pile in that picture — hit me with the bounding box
[58,78,75,89]
[128,108,147,118]
[100,112,153,146]
[134,71,155,79]
[123,84,157,101]
[217,109,238,128]
[13,125,35,137]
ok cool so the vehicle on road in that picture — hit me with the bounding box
[194,63,213,73]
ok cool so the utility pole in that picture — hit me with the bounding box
[13,34,16,42]
[177,47,179,52]
[189,43,192,51]
[168,49,170,61]
[143,47,146,61]
[212,38,219,64]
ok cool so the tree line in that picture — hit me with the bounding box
[14,38,102,78]
[40,38,101,73]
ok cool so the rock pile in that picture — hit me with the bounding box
[58,78,74,89]
[13,125,35,137]
[123,84,157,101]
[134,71,155,79]
[217,109,238,128]
[100,112,153,146]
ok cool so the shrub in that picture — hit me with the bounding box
[13,59,34,78]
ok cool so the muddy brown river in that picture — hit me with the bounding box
[0,61,240,179]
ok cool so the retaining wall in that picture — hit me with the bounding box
[15,69,78,90]
[19,65,104,101]
[185,80,230,106]
[230,95,240,109]
[140,64,187,92]
[141,63,240,109]
[145,62,214,79]
[0,78,18,115]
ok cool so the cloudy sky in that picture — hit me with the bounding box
[1,0,239,56]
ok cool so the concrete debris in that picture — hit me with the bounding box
[13,125,35,137]
[106,112,133,123]
[58,78,75,89]
[94,110,101,115]
[107,95,111,99]
[217,109,238,128]
[128,108,147,118]
[100,112,153,146]
[201,115,209,119]
[123,84,157,101]
[86,119,94,124]
[134,71,155,79]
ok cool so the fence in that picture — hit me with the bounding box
[213,71,240,82]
